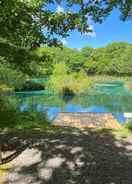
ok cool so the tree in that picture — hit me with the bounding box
[0,0,44,48]
[81,46,94,58]
[0,0,132,165]
[0,0,131,48]
[83,42,132,76]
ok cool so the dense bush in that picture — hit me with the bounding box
[15,81,45,91]
[47,63,92,95]
[0,57,27,91]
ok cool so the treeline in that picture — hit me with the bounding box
[0,40,132,92]
[35,42,132,77]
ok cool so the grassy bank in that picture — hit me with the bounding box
[88,75,132,83]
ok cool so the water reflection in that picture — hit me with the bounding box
[7,92,132,123]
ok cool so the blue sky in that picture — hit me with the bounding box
[59,10,132,48]
[46,3,132,49]
[65,10,132,49]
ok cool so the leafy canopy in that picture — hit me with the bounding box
[0,0,131,48]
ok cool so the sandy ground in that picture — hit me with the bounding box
[1,128,132,184]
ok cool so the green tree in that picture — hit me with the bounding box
[83,42,132,76]
[81,46,94,58]
[0,0,131,48]
[0,0,132,164]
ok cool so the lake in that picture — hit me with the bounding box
[7,81,132,123]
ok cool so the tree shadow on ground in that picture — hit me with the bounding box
[1,127,132,184]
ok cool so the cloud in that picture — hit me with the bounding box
[56,5,64,13]
[84,25,96,38]
[61,39,68,45]
[85,31,96,38]
[77,48,82,51]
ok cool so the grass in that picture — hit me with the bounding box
[88,75,132,83]
[112,128,130,138]
[0,163,11,182]
[93,127,131,139]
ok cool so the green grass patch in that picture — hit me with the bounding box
[112,128,130,138]
[0,163,11,181]
[125,122,132,133]
[88,75,132,83]
[93,127,131,139]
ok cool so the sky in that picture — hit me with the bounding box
[47,3,132,49]
[66,9,132,49]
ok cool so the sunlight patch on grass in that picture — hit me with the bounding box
[0,163,11,181]
[92,127,131,138]
[112,128,130,138]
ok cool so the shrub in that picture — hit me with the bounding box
[0,84,14,93]
[62,87,75,96]
[125,122,132,133]
[47,63,92,95]
[15,80,45,91]
[0,58,27,90]
[0,96,49,131]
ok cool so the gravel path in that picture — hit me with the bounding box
[1,128,132,184]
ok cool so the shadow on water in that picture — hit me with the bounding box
[1,127,132,184]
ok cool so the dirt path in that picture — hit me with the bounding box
[1,128,132,184]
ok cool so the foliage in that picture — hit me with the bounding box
[0,0,131,93]
[1,41,131,93]
[16,80,45,91]
[35,47,57,76]
[0,84,13,93]
[0,0,131,85]
[0,0,131,48]
[34,42,132,79]
[0,96,49,131]
[0,39,40,75]
[0,57,27,91]
[84,42,132,76]
[47,62,92,95]
[125,122,132,133]
[0,0,44,48]
[47,62,69,94]
[0,0,131,165]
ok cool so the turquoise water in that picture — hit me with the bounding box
[7,81,132,123]
[28,78,49,84]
